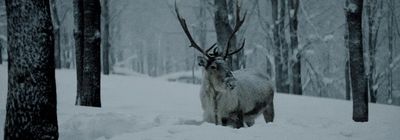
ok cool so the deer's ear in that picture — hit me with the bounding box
[197,56,207,67]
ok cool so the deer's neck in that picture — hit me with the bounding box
[203,73,222,125]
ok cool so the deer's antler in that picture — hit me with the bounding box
[175,2,212,58]
[224,1,247,59]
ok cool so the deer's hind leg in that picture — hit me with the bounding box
[263,100,274,123]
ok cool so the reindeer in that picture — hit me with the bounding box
[175,2,274,128]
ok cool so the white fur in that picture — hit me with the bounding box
[200,68,274,128]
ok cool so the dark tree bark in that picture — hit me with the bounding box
[279,0,289,93]
[271,0,280,92]
[271,0,289,93]
[214,0,239,70]
[74,0,84,105]
[345,0,368,122]
[366,0,376,103]
[387,0,394,104]
[266,56,272,78]
[50,0,62,69]
[74,0,101,107]
[4,0,59,139]
[0,40,2,64]
[345,58,351,100]
[0,0,5,65]
[344,19,352,100]
[101,0,110,75]
[288,0,301,95]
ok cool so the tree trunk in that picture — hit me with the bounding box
[288,0,301,95]
[74,0,101,107]
[266,56,272,78]
[366,0,381,103]
[0,40,2,64]
[279,0,289,93]
[271,0,289,93]
[345,17,351,100]
[345,0,368,122]
[4,0,59,139]
[214,0,238,70]
[345,58,351,100]
[50,0,61,69]
[74,0,84,106]
[271,0,281,92]
[101,0,110,75]
[387,0,394,104]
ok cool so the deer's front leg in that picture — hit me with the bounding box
[222,110,244,128]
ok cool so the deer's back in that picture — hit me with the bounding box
[232,70,274,113]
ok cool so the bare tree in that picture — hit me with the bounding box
[74,0,102,107]
[386,0,395,104]
[345,0,368,122]
[365,0,383,103]
[288,0,301,95]
[279,0,289,93]
[271,0,289,93]
[345,18,351,100]
[102,0,111,75]
[0,40,2,64]
[4,0,59,139]
[345,57,351,100]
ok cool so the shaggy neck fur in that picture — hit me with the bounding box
[203,71,235,125]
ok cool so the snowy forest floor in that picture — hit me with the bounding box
[0,64,400,140]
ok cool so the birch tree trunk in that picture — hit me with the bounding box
[345,0,368,122]
[4,0,59,139]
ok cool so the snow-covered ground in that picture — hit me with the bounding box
[0,64,400,140]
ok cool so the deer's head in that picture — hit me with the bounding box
[175,1,246,90]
